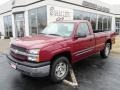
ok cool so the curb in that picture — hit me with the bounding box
[111,51,120,55]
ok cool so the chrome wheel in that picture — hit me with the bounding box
[55,62,68,78]
[50,56,69,82]
[105,43,110,56]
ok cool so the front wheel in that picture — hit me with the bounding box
[50,56,70,83]
[100,43,111,58]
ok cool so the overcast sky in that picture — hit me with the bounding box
[0,0,120,5]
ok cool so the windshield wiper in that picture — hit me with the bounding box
[48,34,61,36]
[39,33,46,35]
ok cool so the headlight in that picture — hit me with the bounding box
[28,49,40,62]
[28,49,40,55]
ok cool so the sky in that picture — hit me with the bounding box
[0,0,120,5]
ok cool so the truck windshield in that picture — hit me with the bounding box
[41,23,74,37]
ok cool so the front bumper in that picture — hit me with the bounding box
[7,54,50,77]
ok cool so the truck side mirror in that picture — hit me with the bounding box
[75,33,87,38]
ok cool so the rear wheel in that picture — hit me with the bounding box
[50,56,70,83]
[100,43,111,58]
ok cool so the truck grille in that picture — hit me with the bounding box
[10,44,27,61]
[11,44,27,53]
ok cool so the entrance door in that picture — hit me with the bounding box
[15,13,25,37]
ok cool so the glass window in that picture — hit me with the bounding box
[74,10,83,20]
[4,15,13,37]
[15,13,25,37]
[90,14,97,31]
[82,12,90,21]
[77,23,90,36]
[29,9,38,35]
[103,16,108,31]
[108,17,112,30]
[29,6,47,35]
[37,6,47,33]
[41,23,74,37]
[115,18,120,34]
[98,15,103,31]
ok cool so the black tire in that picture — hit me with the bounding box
[100,43,111,58]
[21,73,30,78]
[50,56,70,83]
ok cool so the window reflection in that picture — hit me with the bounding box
[98,15,103,31]
[29,6,47,35]
[15,13,25,37]
[4,15,13,37]
[73,10,112,32]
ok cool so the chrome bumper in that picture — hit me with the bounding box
[7,54,50,77]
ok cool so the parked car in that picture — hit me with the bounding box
[7,20,116,82]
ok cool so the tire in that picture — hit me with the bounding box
[100,43,111,58]
[50,56,70,83]
[21,73,30,78]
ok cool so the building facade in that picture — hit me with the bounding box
[0,0,119,38]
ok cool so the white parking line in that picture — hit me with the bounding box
[63,67,78,88]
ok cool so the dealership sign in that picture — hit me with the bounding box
[48,6,73,23]
[82,1,110,13]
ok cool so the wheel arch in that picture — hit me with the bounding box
[51,51,72,64]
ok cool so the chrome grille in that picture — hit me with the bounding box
[10,44,27,61]
[10,44,27,53]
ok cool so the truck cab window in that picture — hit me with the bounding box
[77,23,90,36]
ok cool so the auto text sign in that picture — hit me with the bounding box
[47,5,73,23]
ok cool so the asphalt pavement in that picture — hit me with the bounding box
[0,53,120,90]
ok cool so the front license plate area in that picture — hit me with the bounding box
[11,63,16,69]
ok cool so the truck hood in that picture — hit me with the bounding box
[12,35,65,49]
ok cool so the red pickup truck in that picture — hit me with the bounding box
[7,20,116,82]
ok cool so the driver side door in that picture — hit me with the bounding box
[72,22,94,63]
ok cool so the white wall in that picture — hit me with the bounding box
[111,5,120,14]
[0,0,12,14]
[12,0,42,7]
[47,5,73,24]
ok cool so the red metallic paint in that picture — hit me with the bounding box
[11,20,116,63]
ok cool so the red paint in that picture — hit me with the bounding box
[10,20,116,63]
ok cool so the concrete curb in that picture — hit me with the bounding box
[111,51,120,55]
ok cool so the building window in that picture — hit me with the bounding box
[4,15,13,37]
[90,13,97,31]
[103,16,108,31]
[74,10,112,33]
[29,9,37,35]
[115,18,120,34]
[37,6,47,34]
[108,17,112,30]
[15,13,25,37]
[29,6,47,35]
[98,15,103,31]
[82,12,90,21]
[74,10,83,20]
[74,10,96,31]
